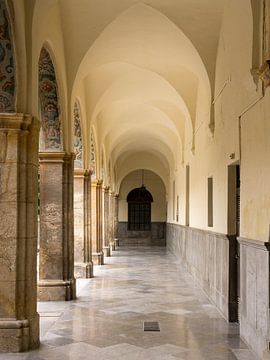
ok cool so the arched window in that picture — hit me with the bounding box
[0,0,16,112]
[90,130,96,178]
[127,186,153,231]
[38,47,62,151]
[73,101,83,168]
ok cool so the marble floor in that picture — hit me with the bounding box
[1,246,257,360]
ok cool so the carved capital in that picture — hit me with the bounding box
[257,60,270,87]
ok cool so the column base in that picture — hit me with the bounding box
[114,238,119,248]
[0,315,39,353]
[38,279,76,301]
[110,241,116,252]
[75,262,94,278]
[92,252,104,265]
[103,246,111,257]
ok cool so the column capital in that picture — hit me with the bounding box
[39,151,66,163]
[74,168,86,177]
[0,113,40,132]
[114,193,119,198]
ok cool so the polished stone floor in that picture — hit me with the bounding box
[1,247,257,360]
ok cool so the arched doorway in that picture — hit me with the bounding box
[127,186,153,231]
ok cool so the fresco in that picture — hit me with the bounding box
[39,47,62,151]
[90,131,96,178]
[73,101,83,168]
[0,0,16,112]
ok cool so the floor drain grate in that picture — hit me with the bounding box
[143,321,160,332]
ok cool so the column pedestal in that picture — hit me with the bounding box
[38,152,76,301]
[74,169,93,278]
[91,180,104,265]
[0,114,40,352]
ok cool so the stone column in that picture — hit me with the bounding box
[102,186,111,257]
[114,194,119,248]
[91,180,104,265]
[109,190,115,252]
[74,169,93,278]
[0,114,40,352]
[38,152,76,301]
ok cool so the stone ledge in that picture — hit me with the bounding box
[238,237,270,251]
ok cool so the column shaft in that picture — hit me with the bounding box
[0,114,40,352]
[114,194,119,248]
[38,152,76,301]
[102,186,111,257]
[74,169,93,278]
[91,180,104,265]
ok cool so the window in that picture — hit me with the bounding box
[127,186,153,231]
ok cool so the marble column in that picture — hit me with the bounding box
[38,152,76,301]
[102,186,111,257]
[0,114,40,352]
[74,169,93,278]
[91,179,104,265]
[109,190,115,252]
[114,194,119,248]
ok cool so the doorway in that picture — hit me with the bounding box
[227,164,240,322]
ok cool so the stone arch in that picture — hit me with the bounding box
[73,100,83,168]
[38,46,62,151]
[90,128,97,178]
[0,0,16,112]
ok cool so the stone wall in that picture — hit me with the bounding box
[238,238,270,358]
[119,222,166,246]
[166,223,230,320]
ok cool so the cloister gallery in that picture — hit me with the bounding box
[0,0,270,359]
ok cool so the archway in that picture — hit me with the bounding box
[118,169,166,246]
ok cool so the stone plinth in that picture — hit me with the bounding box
[74,169,93,278]
[238,237,270,358]
[0,114,40,352]
[91,180,104,265]
[166,223,229,320]
[38,152,76,301]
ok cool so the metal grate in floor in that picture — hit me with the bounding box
[143,321,160,332]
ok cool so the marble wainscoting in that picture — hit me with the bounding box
[238,238,270,359]
[118,222,166,246]
[166,223,230,321]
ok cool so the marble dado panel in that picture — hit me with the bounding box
[238,238,270,359]
[166,223,229,320]
[118,222,166,246]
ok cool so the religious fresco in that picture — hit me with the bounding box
[73,101,83,168]
[0,0,16,112]
[38,47,62,151]
[90,131,96,178]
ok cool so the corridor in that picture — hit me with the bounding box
[1,247,256,360]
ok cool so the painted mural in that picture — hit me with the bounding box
[90,131,96,178]
[73,101,83,168]
[0,0,16,113]
[38,47,62,151]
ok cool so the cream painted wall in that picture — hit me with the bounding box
[167,0,270,242]
[119,170,166,223]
